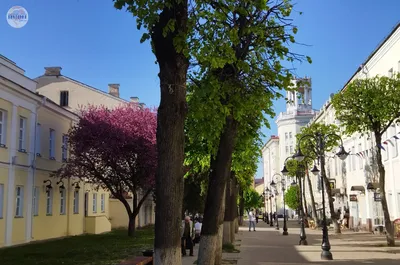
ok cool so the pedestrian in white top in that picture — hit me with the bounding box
[248,209,256,231]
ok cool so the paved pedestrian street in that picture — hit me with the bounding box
[184,220,400,264]
[238,221,400,264]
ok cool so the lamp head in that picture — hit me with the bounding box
[311,164,320,176]
[281,165,289,176]
[270,180,276,187]
[336,146,349,161]
[293,148,305,162]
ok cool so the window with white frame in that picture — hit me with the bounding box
[49,129,55,159]
[358,143,363,169]
[391,125,398,158]
[285,146,289,154]
[101,194,105,212]
[33,186,39,216]
[92,193,97,213]
[35,124,41,156]
[0,110,7,146]
[46,189,53,215]
[73,190,79,214]
[285,132,288,140]
[289,132,292,139]
[19,117,27,151]
[60,189,66,214]
[15,186,24,217]
[0,184,3,218]
[289,145,293,154]
[62,135,68,161]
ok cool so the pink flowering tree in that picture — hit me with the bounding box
[53,104,157,237]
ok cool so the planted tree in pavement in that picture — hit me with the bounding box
[188,1,310,263]
[53,104,157,237]
[296,123,342,233]
[332,74,400,246]
[113,0,190,262]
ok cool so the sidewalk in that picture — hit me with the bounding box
[237,220,400,264]
[182,233,242,265]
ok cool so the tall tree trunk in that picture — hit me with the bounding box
[375,133,395,246]
[306,168,319,225]
[151,1,189,263]
[321,156,341,234]
[238,188,245,225]
[223,178,232,244]
[302,176,309,219]
[128,214,136,237]
[121,190,152,237]
[197,116,238,265]
[230,176,238,238]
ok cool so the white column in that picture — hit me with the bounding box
[5,104,18,246]
[25,111,36,242]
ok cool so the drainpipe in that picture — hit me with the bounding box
[31,96,47,239]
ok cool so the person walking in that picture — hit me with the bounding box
[181,216,195,256]
[248,209,256,231]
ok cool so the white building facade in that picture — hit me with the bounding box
[306,23,400,231]
[262,77,318,215]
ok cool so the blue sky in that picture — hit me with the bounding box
[1,0,399,179]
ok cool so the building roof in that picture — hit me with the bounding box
[254,178,264,187]
[35,73,130,104]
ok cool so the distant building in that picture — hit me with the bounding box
[262,77,318,215]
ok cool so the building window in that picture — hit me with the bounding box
[0,110,7,146]
[62,135,68,161]
[35,124,41,156]
[388,68,394,78]
[49,129,55,159]
[46,189,53,215]
[15,186,24,217]
[391,125,398,158]
[0,184,3,218]
[60,189,66,214]
[33,186,39,216]
[289,145,293,154]
[60,91,69,107]
[18,117,27,151]
[101,194,105,212]
[285,132,288,140]
[92,193,97,213]
[73,190,79,214]
[285,146,289,154]
[289,132,292,139]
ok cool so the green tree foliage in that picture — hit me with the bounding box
[243,188,263,211]
[183,174,206,215]
[332,74,400,246]
[284,185,300,210]
[296,122,342,232]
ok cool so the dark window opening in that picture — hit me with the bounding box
[60,91,69,107]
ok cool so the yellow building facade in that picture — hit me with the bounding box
[0,56,111,248]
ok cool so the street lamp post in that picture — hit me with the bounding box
[271,173,288,235]
[293,132,349,261]
[264,188,274,227]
